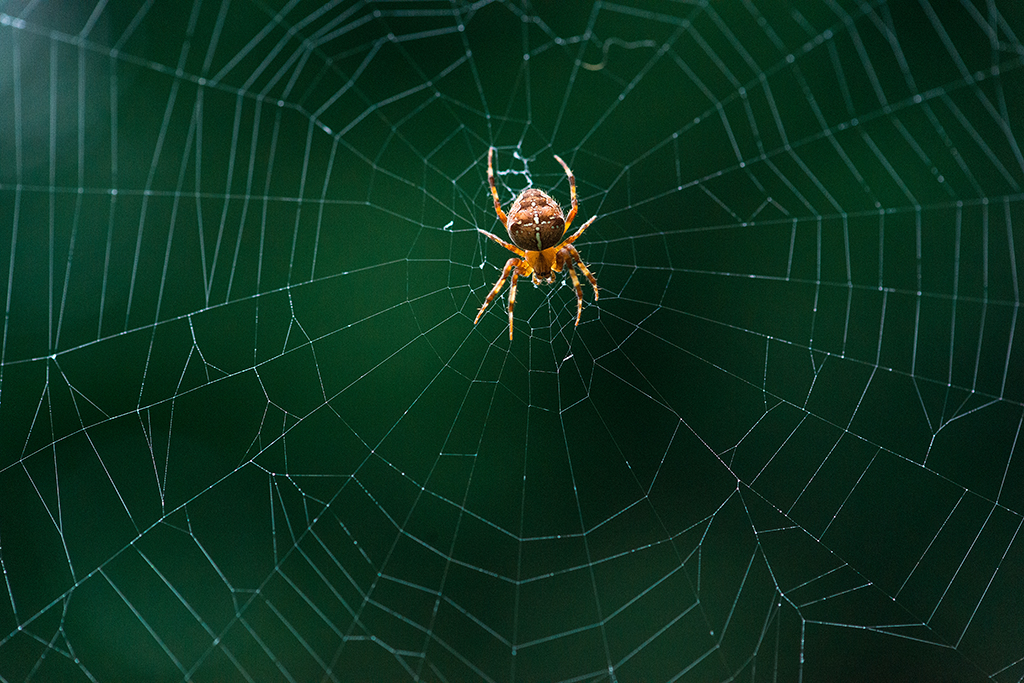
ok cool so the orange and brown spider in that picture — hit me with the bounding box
[474,147,599,339]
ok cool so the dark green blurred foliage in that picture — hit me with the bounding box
[1,1,1022,681]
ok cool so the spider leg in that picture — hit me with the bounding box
[475,257,520,326]
[558,242,599,303]
[488,147,508,227]
[562,215,595,247]
[507,267,521,340]
[478,228,525,257]
[553,154,578,230]
[566,263,584,326]
[575,257,599,302]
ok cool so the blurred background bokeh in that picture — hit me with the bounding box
[1,1,1022,681]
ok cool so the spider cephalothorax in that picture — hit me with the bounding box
[474,147,598,339]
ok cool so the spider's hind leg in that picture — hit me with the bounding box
[553,154,578,230]
[488,147,508,227]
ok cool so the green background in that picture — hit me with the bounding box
[1,1,1022,681]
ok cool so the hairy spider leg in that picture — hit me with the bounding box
[477,228,523,257]
[553,154,577,230]
[565,259,584,325]
[562,214,595,248]
[475,224,597,333]
[477,151,598,339]
[506,268,521,339]
[487,147,508,227]
[475,256,521,326]
[556,242,599,326]
[561,215,599,303]
[573,255,599,302]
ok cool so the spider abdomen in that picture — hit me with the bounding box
[507,188,566,251]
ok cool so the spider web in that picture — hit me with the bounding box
[1,0,1023,681]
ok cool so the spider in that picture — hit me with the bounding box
[474,147,599,339]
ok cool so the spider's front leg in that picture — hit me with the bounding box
[556,243,599,327]
[506,268,521,340]
[475,257,532,339]
[475,257,519,326]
